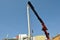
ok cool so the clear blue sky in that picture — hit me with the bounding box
[0,0,60,40]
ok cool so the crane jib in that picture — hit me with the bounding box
[28,1,50,40]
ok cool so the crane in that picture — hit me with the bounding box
[28,1,50,40]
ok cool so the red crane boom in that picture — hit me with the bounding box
[28,1,50,40]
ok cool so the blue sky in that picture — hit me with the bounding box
[0,0,60,40]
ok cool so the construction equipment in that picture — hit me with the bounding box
[28,1,50,40]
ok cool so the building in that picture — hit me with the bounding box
[34,35,47,40]
[16,34,28,40]
[3,34,28,40]
[3,34,47,40]
[52,34,60,40]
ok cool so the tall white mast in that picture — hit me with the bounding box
[27,4,31,40]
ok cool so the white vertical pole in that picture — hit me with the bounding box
[27,4,31,40]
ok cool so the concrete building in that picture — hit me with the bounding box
[52,34,60,40]
[16,34,28,40]
[3,34,28,40]
[16,34,47,40]
[33,35,47,40]
[3,34,47,40]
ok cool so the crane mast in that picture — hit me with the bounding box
[28,1,50,40]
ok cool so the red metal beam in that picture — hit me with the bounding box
[28,1,50,40]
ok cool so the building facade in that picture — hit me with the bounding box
[34,35,47,40]
[3,34,46,40]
